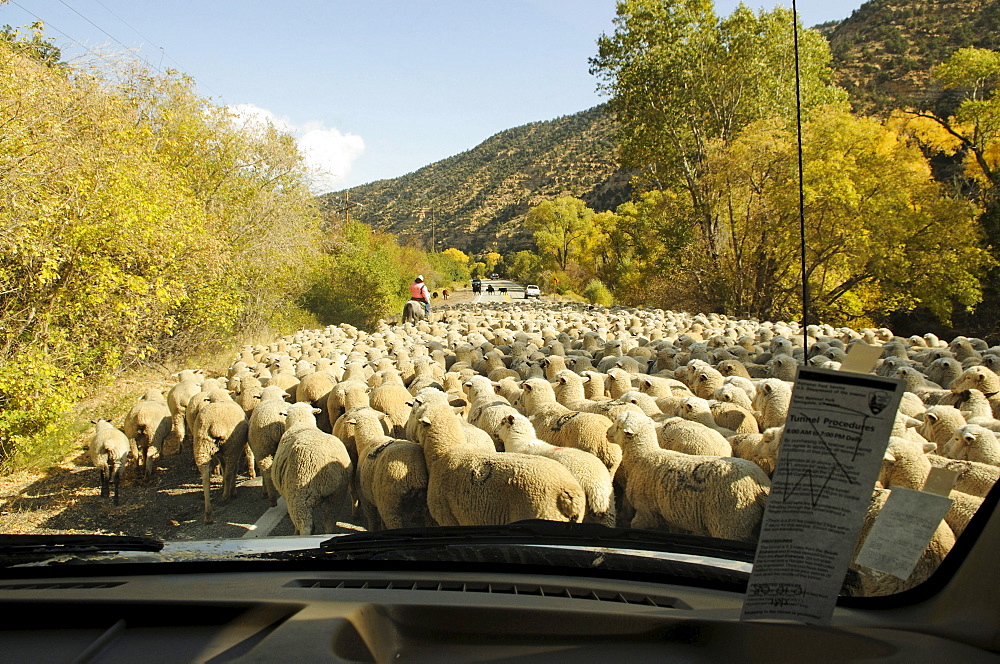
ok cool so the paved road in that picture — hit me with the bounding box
[471,279,539,304]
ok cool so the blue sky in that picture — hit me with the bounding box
[2,1,866,191]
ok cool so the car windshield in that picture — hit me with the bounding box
[1,0,998,604]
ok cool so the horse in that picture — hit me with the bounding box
[402,300,427,324]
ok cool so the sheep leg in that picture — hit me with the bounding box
[631,509,660,531]
[262,468,278,506]
[200,463,214,524]
[112,463,123,506]
[360,498,380,531]
[289,494,313,535]
[145,441,159,481]
[220,455,238,503]
[167,413,185,456]
[100,468,110,500]
[245,444,256,479]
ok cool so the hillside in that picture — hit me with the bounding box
[324,1,1000,255]
[828,0,1000,115]
[322,105,631,255]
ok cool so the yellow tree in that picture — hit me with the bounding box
[698,107,991,325]
[525,196,602,272]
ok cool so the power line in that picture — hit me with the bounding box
[8,0,222,101]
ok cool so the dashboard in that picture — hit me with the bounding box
[3,560,1000,662]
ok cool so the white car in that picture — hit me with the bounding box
[524,284,541,298]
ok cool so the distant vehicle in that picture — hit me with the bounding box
[490,273,499,279]
[472,278,482,293]
[524,284,541,298]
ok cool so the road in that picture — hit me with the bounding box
[468,279,541,304]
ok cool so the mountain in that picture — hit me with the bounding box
[322,105,632,255]
[827,0,1000,115]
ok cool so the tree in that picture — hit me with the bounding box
[593,191,694,306]
[696,107,991,325]
[525,196,602,271]
[896,48,1000,241]
[590,1,846,256]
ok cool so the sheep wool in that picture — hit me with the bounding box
[417,401,586,526]
[90,419,132,505]
[123,388,171,480]
[607,411,769,542]
[272,403,354,535]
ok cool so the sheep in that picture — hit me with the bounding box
[415,400,586,526]
[553,369,645,421]
[165,369,205,454]
[942,425,1000,466]
[123,389,171,480]
[951,366,1000,418]
[516,378,621,476]
[192,394,249,523]
[368,379,413,438]
[712,383,753,411]
[606,411,769,542]
[917,406,967,447]
[752,379,792,430]
[248,385,290,505]
[183,378,227,441]
[709,401,760,434]
[654,416,733,457]
[271,403,354,535]
[343,409,431,530]
[496,413,615,527]
[960,389,1000,433]
[675,396,738,437]
[295,370,336,432]
[405,387,493,453]
[89,419,132,505]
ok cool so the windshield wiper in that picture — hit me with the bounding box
[318,520,757,562]
[0,534,164,558]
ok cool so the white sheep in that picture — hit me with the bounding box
[123,388,171,480]
[343,408,431,530]
[272,403,354,535]
[247,385,290,505]
[606,411,769,542]
[89,419,132,505]
[416,400,586,525]
[165,369,205,454]
[516,378,621,476]
[752,379,792,430]
[192,394,249,523]
[654,416,733,457]
[496,413,615,527]
[942,424,1000,466]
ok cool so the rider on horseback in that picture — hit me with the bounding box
[409,275,430,315]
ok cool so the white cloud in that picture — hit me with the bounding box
[227,103,365,193]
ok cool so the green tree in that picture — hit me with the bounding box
[590,1,846,256]
[525,196,601,271]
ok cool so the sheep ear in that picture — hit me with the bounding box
[922,441,938,453]
[622,426,635,436]
[926,412,939,424]
[524,383,534,392]
[883,450,896,463]
[419,415,432,426]
[503,414,515,425]
[964,431,977,443]
[762,383,773,395]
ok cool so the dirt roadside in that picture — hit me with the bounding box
[0,283,508,541]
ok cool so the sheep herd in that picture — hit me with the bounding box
[91,301,1000,595]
